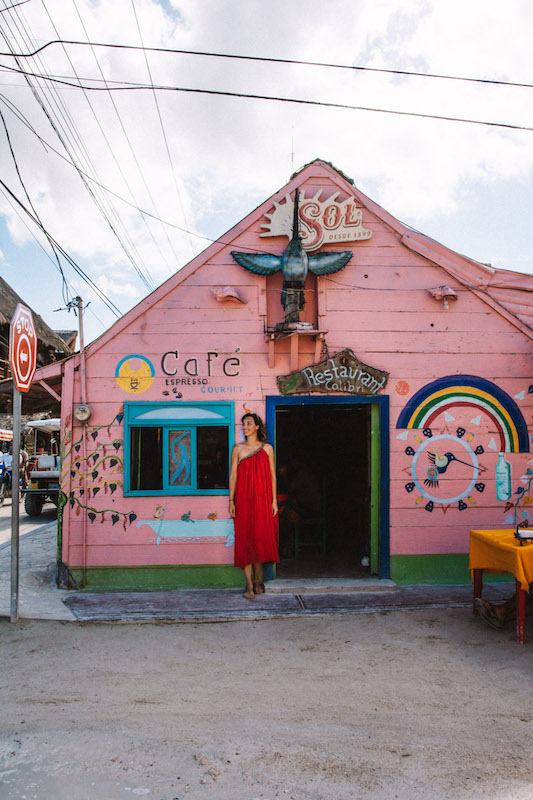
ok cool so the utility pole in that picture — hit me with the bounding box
[75,296,85,353]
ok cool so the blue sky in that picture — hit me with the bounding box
[1,0,532,344]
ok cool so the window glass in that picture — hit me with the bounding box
[125,402,233,495]
[168,430,192,487]
[197,426,229,490]
[130,427,163,491]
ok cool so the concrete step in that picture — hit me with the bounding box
[266,577,398,594]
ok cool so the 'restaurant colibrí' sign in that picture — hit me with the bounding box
[277,349,389,396]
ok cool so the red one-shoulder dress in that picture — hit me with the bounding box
[233,445,279,568]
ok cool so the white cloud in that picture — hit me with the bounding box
[0,0,532,340]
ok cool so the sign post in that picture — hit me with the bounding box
[9,304,37,623]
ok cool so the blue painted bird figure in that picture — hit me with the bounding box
[424,451,473,488]
[231,191,352,327]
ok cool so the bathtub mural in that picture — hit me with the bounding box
[137,514,234,547]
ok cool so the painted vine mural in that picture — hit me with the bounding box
[61,408,137,531]
[60,406,234,549]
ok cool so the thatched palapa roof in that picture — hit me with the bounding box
[0,275,71,356]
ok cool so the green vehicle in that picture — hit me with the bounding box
[22,418,61,517]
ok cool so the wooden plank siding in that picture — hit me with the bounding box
[57,160,533,585]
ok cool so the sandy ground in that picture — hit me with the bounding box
[1,608,533,800]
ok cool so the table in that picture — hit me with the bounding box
[469,529,533,644]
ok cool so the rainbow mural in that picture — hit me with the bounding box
[396,375,529,453]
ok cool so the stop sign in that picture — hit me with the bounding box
[9,304,37,393]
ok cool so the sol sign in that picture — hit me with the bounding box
[260,190,372,252]
[10,304,37,392]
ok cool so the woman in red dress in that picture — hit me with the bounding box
[229,413,279,599]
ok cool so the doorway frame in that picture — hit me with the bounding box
[266,394,390,579]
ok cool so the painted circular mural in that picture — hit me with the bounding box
[115,355,155,394]
[411,434,480,504]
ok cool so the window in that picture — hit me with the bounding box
[124,402,233,495]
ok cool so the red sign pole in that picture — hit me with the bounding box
[9,304,37,623]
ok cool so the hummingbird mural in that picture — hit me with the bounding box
[231,191,353,327]
[424,450,475,489]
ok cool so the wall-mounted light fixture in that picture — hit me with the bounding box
[428,285,458,310]
[211,286,247,304]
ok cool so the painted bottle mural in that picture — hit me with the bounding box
[495,453,511,501]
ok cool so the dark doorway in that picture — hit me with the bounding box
[275,403,371,578]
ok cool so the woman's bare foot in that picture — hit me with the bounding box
[252,564,264,595]
[243,586,255,600]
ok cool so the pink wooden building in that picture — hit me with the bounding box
[39,160,533,590]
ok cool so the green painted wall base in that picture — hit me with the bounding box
[68,556,515,591]
[68,564,244,592]
[391,554,514,586]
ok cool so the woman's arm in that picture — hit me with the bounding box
[228,444,239,518]
[265,444,278,516]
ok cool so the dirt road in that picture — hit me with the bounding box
[1,608,532,800]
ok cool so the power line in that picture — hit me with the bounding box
[1,37,532,91]
[0,180,75,297]
[0,177,123,317]
[69,0,183,274]
[67,0,168,285]
[0,184,108,331]
[1,0,99,307]
[3,0,158,292]
[0,0,31,12]
[0,7,157,292]
[130,0,195,259]
[1,61,532,133]
[39,0,172,280]
[0,105,72,306]
[0,92,294,256]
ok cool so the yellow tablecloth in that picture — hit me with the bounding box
[469,529,533,592]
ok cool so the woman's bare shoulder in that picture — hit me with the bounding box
[263,442,274,455]
[232,442,250,458]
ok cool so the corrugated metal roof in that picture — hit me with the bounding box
[484,270,533,329]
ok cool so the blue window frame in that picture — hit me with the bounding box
[124,402,234,496]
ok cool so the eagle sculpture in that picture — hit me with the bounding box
[231,191,353,327]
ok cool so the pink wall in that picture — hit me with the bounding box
[60,162,533,573]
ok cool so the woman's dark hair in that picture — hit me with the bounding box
[241,413,267,442]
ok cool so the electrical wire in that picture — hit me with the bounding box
[0,177,123,317]
[0,1,93,306]
[0,7,157,292]
[130,0,195,258]
[0,184,108,331]
[0,182,76,298]
[0,92,290,256]
[1,61,532,132]
[1,38,533,91]
[69,0,182,274]
[0,0,31,12]
[0,105,72,306]
[37,0,173,280]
